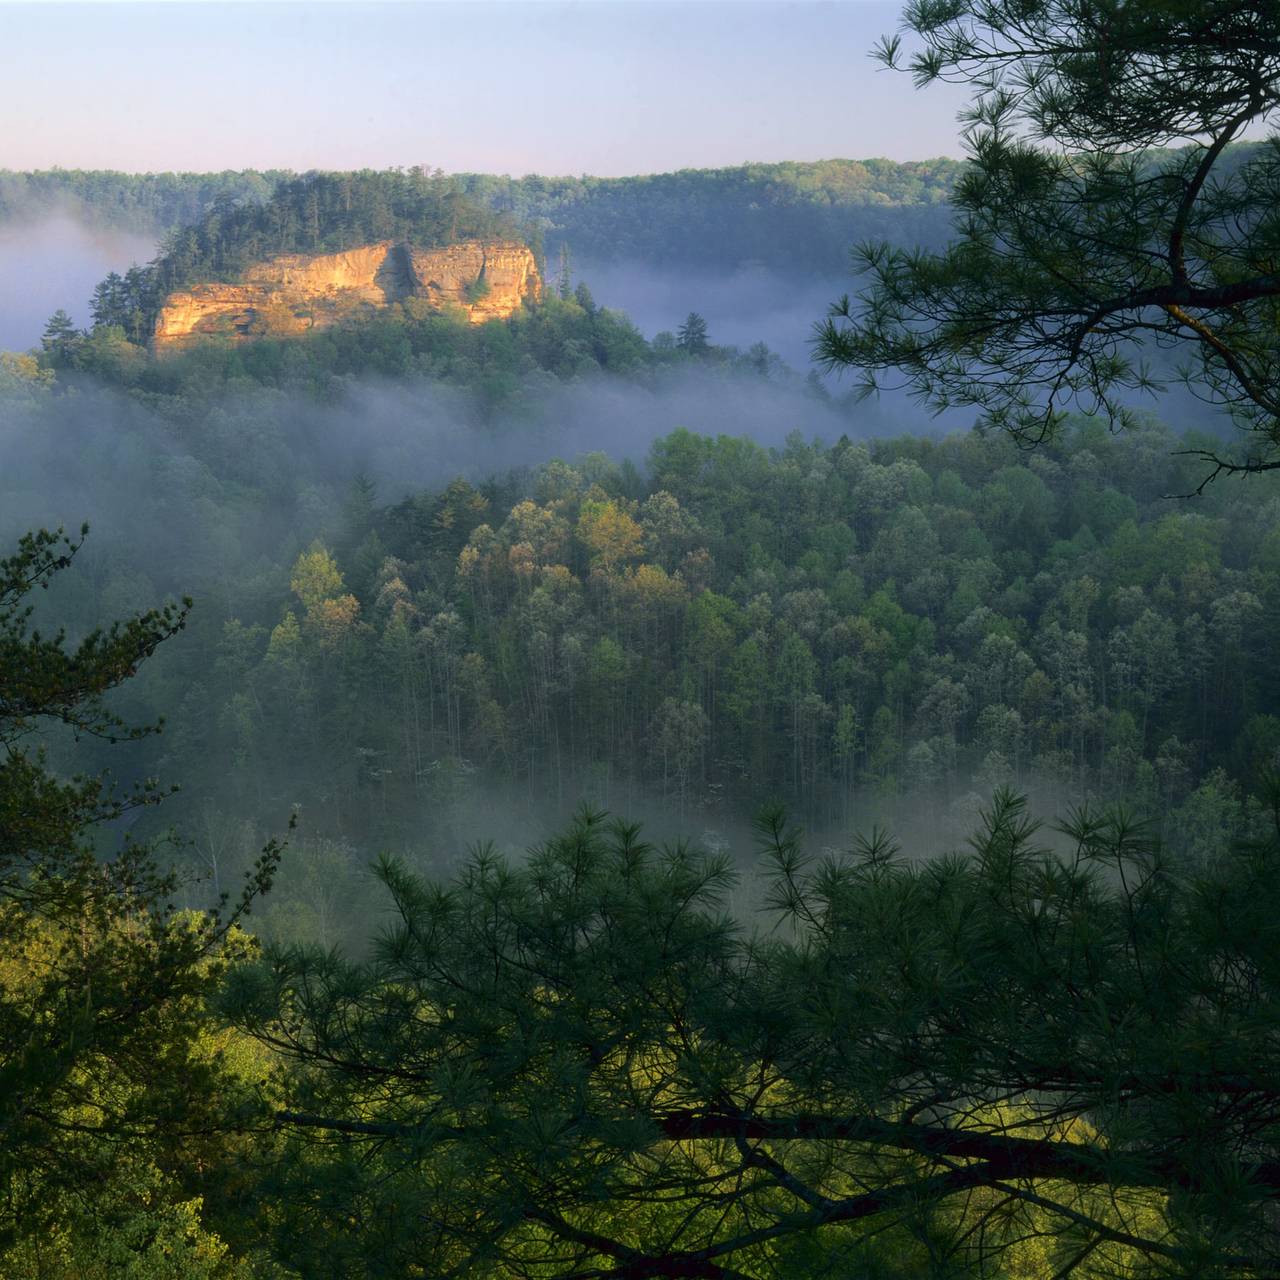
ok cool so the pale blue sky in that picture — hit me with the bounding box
[0,1,971,174]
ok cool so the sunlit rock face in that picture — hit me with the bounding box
[408,242,541,323]
[153,240,541,348]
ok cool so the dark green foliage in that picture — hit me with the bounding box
[816,1,1280,482]
[229,794,1280,1276]
[57,289,683,396]
[46,401,1276,868]
[39,310,80,366]
[149,168,514,294]
[676,311,710,353]
[88,268,152,344]
[0,527,281,1240]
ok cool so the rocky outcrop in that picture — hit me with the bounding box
[153,240,540,348]
[408,242,541,324]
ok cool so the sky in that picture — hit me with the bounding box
[0,1,971,175]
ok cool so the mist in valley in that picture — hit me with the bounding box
[0,319,929,913]
[0,215,1230,439]
[8,0,1279,1264]
[2,219,842,373]
[0,216,156,351]
[573,256,848,369]
[0,347,1210,952]
[0,215,1250,951]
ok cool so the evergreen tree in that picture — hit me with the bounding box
[230,796,1280,1276]
[676,310,710,353]
[0,526,282,1254]
[557,242,573,300]
[88,271,125,329]
[39,309,80,365]
[816,0,1280,486]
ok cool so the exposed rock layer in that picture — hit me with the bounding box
[153,240,540,348]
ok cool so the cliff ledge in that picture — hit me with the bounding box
[153,240,540,348]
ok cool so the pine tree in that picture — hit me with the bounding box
[557,242,573,300]
[39,309,80,365]
[229,795,1280,1275]
[0,526,282,1239]
[816,0,1280,486]
[676,310,710,353]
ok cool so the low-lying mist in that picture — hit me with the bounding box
[0,218,842,363]
[0,216,155,351]
[574,257,847,368]
[0,216,1229,439]
[1,221,1248,952]
[0,359,955,943]
[0,362,935,554]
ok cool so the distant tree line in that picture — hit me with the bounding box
[2,159,968,281]
[0,167,285,233]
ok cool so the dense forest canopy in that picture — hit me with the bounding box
[137,418,1280,873]
[450,158,964,270]
[0,167,285,233]
[8,347,1280,1272]
[5,150,1263,284]
[4,324,1275,944]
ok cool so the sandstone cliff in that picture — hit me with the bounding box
[153,240,541,348]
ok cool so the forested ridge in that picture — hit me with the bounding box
[6,389,1280,1275]
[5,150,1259,280]
[3,158,962,280]
[58,171,520,345]
[4,317,1276,937]
[0,167,285,234]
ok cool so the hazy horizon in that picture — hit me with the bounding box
[2,153,964,180]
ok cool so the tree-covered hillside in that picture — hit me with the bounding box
[9,0,1280,1271]
[158,418,1280,874]
[8,298,1275,922]
[9,173,1280,1280]
[7,381,1280,1276]
[0,167,286,233]
[21,149,1267,291]
[454,158,964,272]
[1,159,964,281]
[150,170,517,290]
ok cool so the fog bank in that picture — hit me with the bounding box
[575,257,846,368]
[0,363,932,561]
[0,217,155,352]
